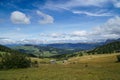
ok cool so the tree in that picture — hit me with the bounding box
[0,53,31,69]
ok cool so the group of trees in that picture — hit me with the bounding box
[51,51,84,60]
[0,53,31,69]
[88,41,120,54]
[0,44,32,69]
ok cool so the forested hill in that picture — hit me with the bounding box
[0,44,21,54]
[88,41,120,54]
[0,44,13,52]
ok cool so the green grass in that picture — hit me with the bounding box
[0,53,120,80]
[0,51,7,55]
[14,46,40,53]
[13,46,58,57]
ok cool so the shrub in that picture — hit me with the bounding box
[0,63,3,69]
[0,53,31,69]
[116,55,120,62]
[32,61,39,67]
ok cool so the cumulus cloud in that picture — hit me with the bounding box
[93,16,120,34]
[71,30,88,37]
[11,11,30,24]
[36,10,54,24]
[91,16,120,39]
[1,16,120,44]
[37,16,120,43]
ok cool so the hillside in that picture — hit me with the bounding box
[13,45,81,57]
[0,53,120,80]
[0,44,21,55]
[88,41,120,54]
[0,44,13,52]
[105,38,120,44]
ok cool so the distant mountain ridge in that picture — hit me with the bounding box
[46,43,104,50]
[5,38,120,53]
[2,38,120,58]
[46,38,120,50]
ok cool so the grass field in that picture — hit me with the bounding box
[0,53,120,80]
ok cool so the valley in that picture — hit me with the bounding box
[0,40,120,80]
[1,0,120,80]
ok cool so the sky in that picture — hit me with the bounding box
[0,0,120,44]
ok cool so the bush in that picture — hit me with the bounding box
[32,61,39,67]
[116,55,120,62]
[0,53,31,69]
[0,63,3,69]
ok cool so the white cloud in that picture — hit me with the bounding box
[94,16,120,34]
[50,33,64,38]
[114,2,120,8]
[72,10,112,17]
[11,11,30,24]
[62,0,108,8]
[44,0,109,10]
[102,34,119,39]
[48,16,120,42]
[39,33,67,38]
[44,0,112,17]
[1,16,120,44]
[91,16,120,39]
[112,0,120,8]
[24,16,120,44]
[36,10,54,24]
[71,30,88,37]
[17,39,46,44]
[0,38,15,44]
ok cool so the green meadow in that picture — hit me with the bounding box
[0,53,120,80]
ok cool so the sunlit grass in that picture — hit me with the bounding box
[0,53,120,80]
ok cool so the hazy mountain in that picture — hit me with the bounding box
[46,43,104,50]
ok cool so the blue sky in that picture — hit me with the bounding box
[0,0,120,44]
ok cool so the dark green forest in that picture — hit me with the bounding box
[88,41,120,54]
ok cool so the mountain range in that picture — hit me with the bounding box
[1,38,119,58]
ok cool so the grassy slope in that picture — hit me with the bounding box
[14,46,57,57]
[0,53,120,80]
